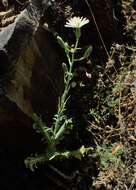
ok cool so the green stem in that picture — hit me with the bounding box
[54,29,80,135]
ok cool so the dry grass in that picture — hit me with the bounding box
[88,1,136,189]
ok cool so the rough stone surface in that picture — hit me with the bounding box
[0,0,63,146]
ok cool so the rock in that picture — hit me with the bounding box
[0,0,63,146]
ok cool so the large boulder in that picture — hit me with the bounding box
[0,0,63,146]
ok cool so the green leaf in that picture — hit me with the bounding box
[32,114,52,145]
[83,46,92,59]
[57,36,69,52]
[48,146,93,161]
[57,36,66,49]
[25,153,48,171]
[54,119,73,142]
[25,146,93,171]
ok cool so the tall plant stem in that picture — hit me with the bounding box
[54,31,80,135]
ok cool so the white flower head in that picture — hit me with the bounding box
[65,16,89,28]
